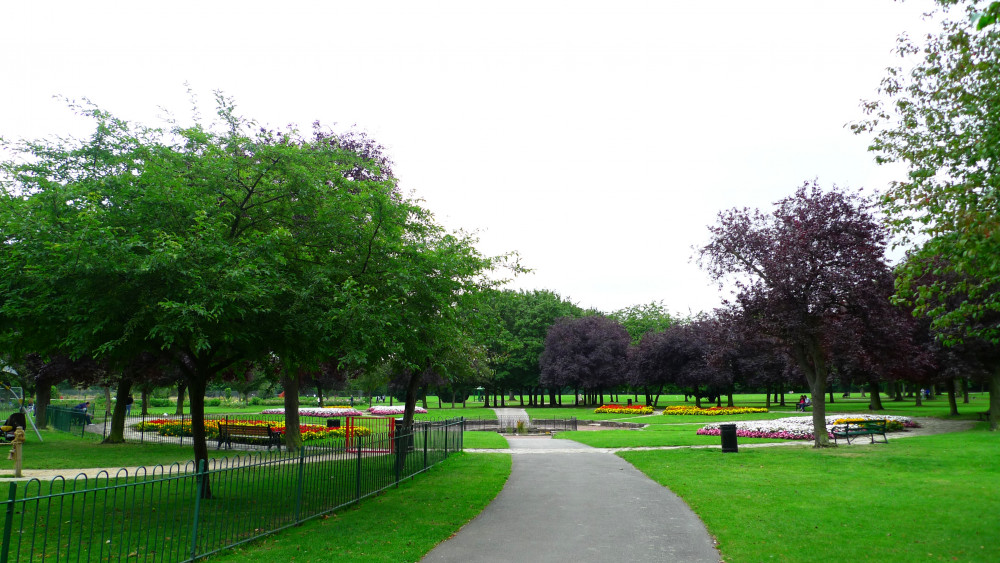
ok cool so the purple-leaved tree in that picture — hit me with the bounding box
[698,182,892,447]
[539,316,630,405]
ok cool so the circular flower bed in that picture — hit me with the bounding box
[594,404,654,414]
[663,406,769,416]
[696,414,918,440]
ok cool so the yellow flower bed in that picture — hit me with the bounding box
[663,406,769,416]
[594,404,654,414]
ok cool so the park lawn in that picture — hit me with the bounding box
[206,452,511,563]
[554,424,792,448]
[462,431,509,449]
[620,426,1000,563]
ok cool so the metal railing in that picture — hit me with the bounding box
[0,418,464,562]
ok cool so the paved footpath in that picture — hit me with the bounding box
[422,435,721,563]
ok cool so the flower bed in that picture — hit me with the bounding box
[130,419,370,441]
[594,404,654,414]
[261,407,365,417]
[663,406,769,416]
[696,414,918,440]
[367,405,428,416]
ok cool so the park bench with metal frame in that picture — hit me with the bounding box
[831,419,887,445]
[216,422,282,451]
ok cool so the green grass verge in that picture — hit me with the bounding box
[462,431,509,449]
[206,453,511,563]
[620,426,1000,563]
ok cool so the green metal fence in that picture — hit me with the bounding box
[0,418,464,562]
[45,406,92,437]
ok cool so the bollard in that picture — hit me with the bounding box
[720,423,738,453]
[9,427,25,477]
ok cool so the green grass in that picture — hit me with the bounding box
[554,424,789,448]
[462,431,509,449]
[0,428,234,471]
[206,453,511,563]
[620,425,1000,563]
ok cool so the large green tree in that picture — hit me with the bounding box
[0,94,459,483]
[856,0,1000,428]
[487,289,583,406]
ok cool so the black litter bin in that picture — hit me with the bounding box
[720,423,738,453]
[327,418,341,429]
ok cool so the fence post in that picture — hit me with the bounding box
[294,446,306,522]
[1,482,17,563]
[355,435,362,501]
[190,459,206,561]
[394,429,402,487]
[423,424,428,469]
[460,417,465,451]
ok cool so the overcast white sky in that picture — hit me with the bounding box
[1,0,941,315]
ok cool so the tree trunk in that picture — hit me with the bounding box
[868,379,883,410]
[187,374,212,499]
[793,342,832,447]
[104,382,133,444]
[281,369,303,453]
[960,378,969,404]
[915,389,923,407]
[893,380,904,401]
[175,382,187,415]
[316,386,324,408]
[727,391,734,407]
[141,389,150,416]
[765,385,772,409]
[947,377,959,416]
[828,388,835,404]
[35,385,51,427]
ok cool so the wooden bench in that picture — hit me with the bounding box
[976,411,992,422]
[831,419,887,445]
[216,423,282,451]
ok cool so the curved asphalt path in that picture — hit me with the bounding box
[422,435,721,563]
